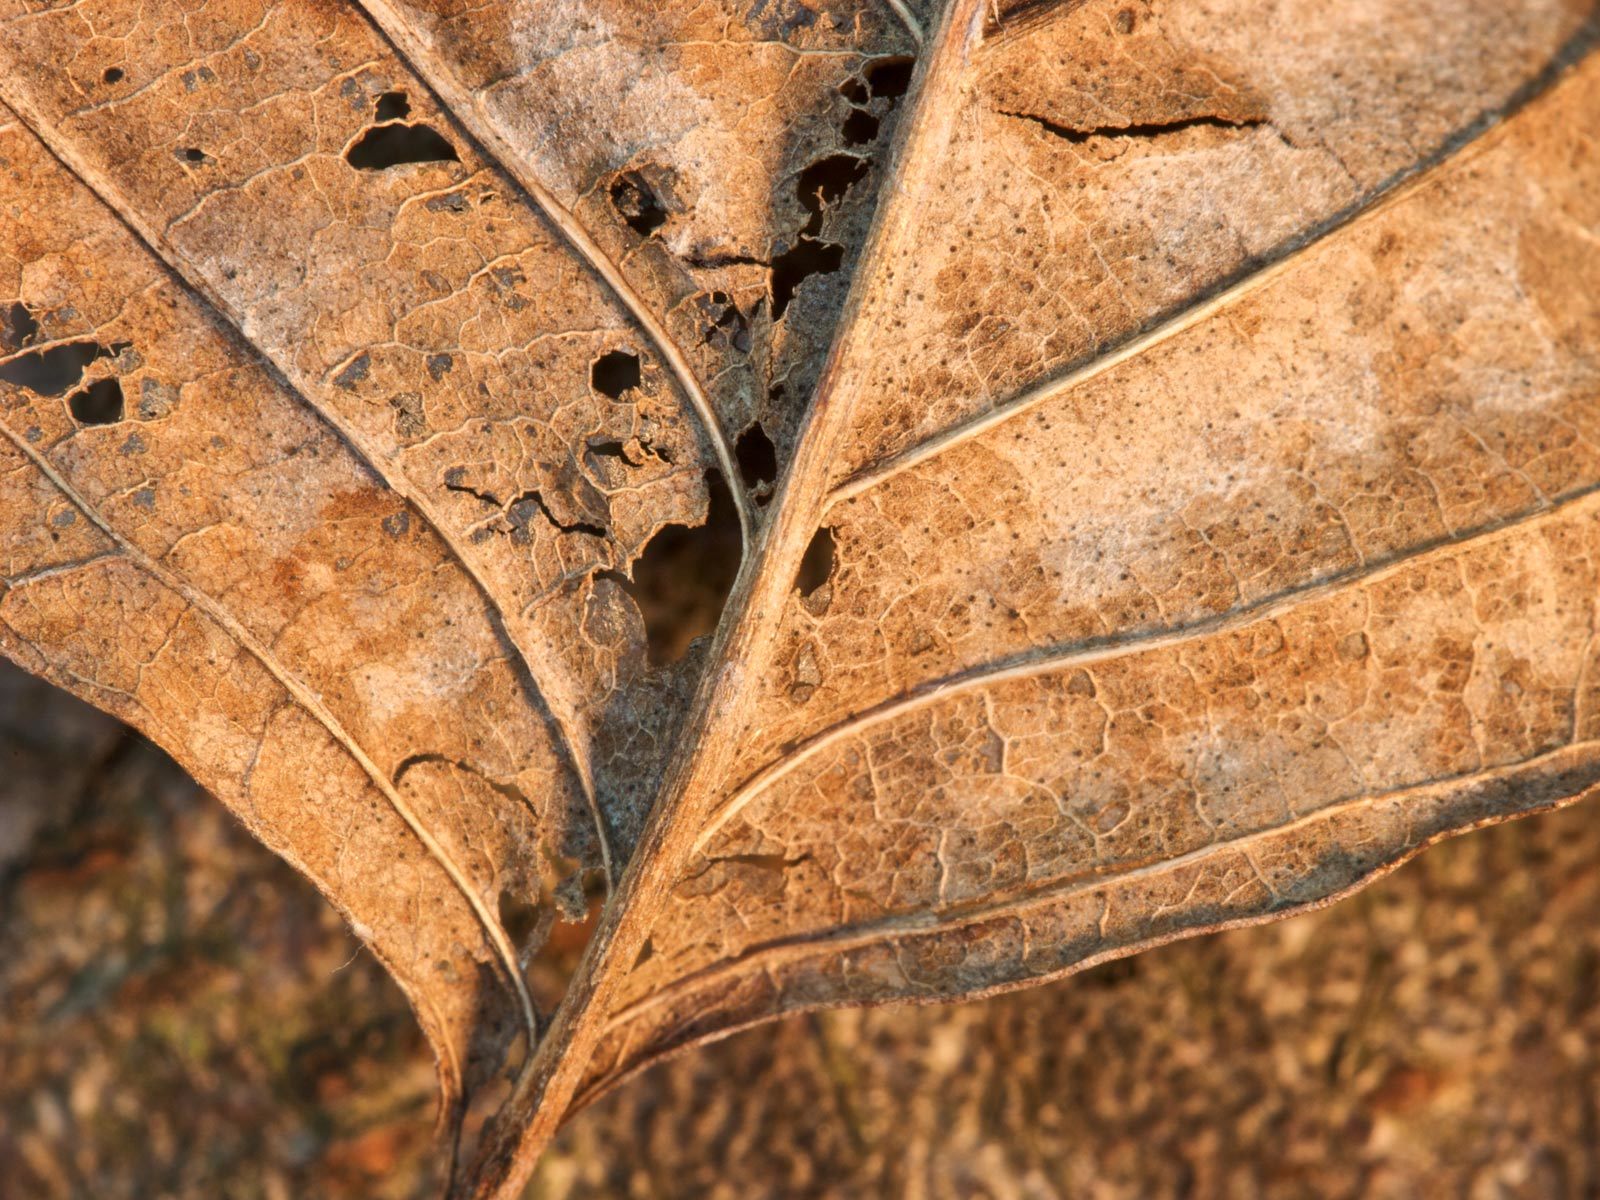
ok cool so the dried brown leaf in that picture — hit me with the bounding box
[0,0,1596,1195]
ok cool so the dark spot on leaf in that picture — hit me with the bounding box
[1338,632,1370,662]
[137,377,179,420]
[632,937,654,968]
[796,525,835,597]
[389,391,426,439]
[382,510,411,538]
[374,90,410,122]
[425,191,470,214]
[442,465,479,497]
[333,353,370,390]
[131,487,156,509]
[426,352,453,381]
[609,171,668,237]
[345,123,460,170]
[591,349,641,398]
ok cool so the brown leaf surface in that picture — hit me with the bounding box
[0,0,1596,1195]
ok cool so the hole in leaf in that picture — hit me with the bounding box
[67,378,124,425]
[841,107,881,145]
[178,147,210,165]
[796,525,835,596]
[699,290,750,353]
[374,90,410,122]
[586,439,628,469]
[769,154,868,320]
[0,341,108,396]
[771,238,844,319]
[796,154,869,219]
[612,470,742,667]
[865,55,915,99]
[102,66,124,84]
[507,490,607,540]
[838,76,870,105]
[608,171,668,237]
[345,123,460,170]
[2,301,39,352]
[497,888,540,951]
[590,349,641,398]
[735,422,777,497]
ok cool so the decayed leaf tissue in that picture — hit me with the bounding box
[0,0,1596,1194]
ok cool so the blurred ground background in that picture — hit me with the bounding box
[1,657,1597,1200]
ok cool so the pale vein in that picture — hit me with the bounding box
[353,0,756,553]
[0,82,615,887]
[619,738,1600,1035]
[825,47,1598,508]
[0,415,541,1046]
[696,484,1600,851]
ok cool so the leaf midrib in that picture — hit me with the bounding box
[477,8,1600,1191]
[457,5,999,1194]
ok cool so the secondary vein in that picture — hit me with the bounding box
[0,82,615,888]
[351,0,756,554]
[0,413,542,1048]
[695,484,1600,851]
[825,32,1600,507]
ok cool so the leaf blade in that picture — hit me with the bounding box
[0,108,575,1109]
[546,0,1600,1159]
